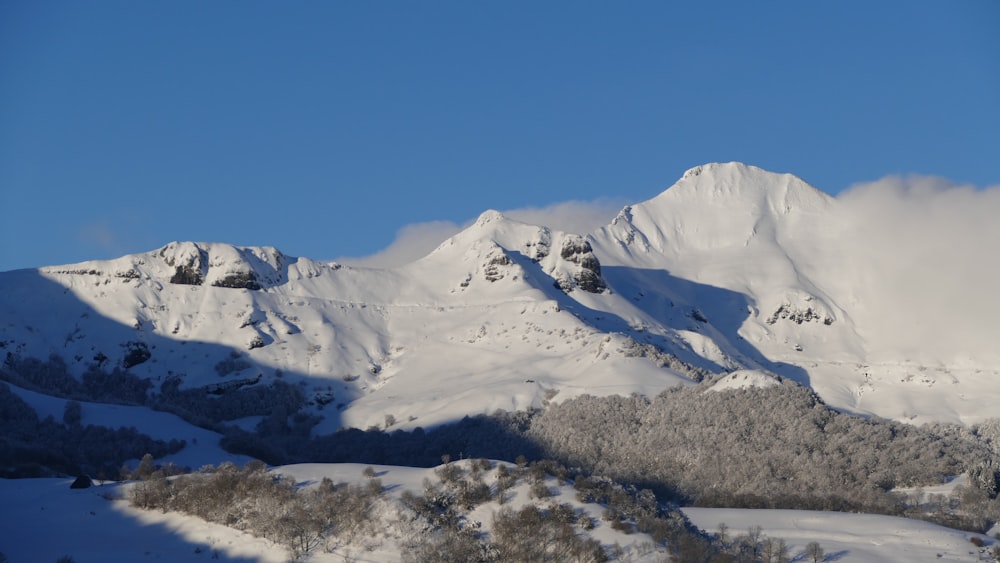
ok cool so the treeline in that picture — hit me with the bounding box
[529,379,988,508]
[0,353,306,476]
[530,381,1000,532]
[0,382,183,478]
[219,408,542,467]
[1,354,150,406]
[0,353,306,431]
[153,375,306,429]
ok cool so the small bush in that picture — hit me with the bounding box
[530,479,553,499]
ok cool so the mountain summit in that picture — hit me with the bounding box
[596,162,833,262]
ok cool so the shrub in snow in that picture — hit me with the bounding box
[128,460,385,560]
[121,341,151,369]
[69,475,92,489]
[491,504,607,562]
[247,335,265,350]
[213,351,252,376]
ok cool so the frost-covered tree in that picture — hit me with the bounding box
[969,461,1000,498]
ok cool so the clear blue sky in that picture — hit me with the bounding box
[2,1,998,271]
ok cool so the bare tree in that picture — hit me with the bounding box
[804,540,825,562]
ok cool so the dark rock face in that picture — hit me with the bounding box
[170,265,203,285]
[558,238,606,294]
[559,239,592,261]
[212,272,261,290]
[483,251,512,282]
[161,244,275,290]
[162,245,209,286]
[525,238,550,262]
[766,303,833,326]
[574,268,606,293]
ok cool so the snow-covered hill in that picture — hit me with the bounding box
[1,162,996,430]
[3,465,994,563]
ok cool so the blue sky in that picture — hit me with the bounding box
[2,1,998,271]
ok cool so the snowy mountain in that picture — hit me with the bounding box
[2,162,996,431]
[592,162,1000,425]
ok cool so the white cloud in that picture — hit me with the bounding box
[828,175,1000,362]
[336,221,463,269]
[337,198,629,269]
[502,198,628,237]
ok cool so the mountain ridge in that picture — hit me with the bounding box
[2,162,996,429]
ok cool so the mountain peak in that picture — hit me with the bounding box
[680,161,754,180]
[675,162,828,202]
[37,241,300,291]
[591,162,835,266]
[474,209,507,226]
[149,241,291,289]
[627,162,834,230]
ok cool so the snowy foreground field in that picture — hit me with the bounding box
[682,507,995,563]
[2,463,660,563]
[3,464,997,562]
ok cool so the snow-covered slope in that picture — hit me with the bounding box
[1,162,996,428]
[682,507,995,563]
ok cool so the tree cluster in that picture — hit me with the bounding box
[154,376,305,429]
[528,378,998,523]
[0,382,182,478]
[125,450,819,562]
[0,354,306,431]
[130,460,383,561]
[1,354,151,406]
